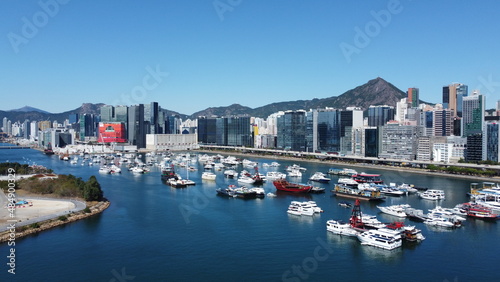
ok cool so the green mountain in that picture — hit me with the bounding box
[191,77,406,118]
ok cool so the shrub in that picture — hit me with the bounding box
[58,215,68,221]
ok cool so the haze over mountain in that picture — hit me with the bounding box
[2,77,411,122]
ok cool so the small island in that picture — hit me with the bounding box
[0,162,109,243]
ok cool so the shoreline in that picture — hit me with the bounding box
[195,149,500,183]
[0,200,110,243]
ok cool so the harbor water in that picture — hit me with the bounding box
[0,147,497,281]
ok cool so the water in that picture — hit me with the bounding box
[0,146,497,281]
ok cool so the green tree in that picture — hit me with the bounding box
[83,175,103,201]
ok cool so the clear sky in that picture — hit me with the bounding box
[1,0,499,115]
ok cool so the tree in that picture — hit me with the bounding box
[83,175,103,201]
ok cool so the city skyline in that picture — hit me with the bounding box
[2,1,500,114]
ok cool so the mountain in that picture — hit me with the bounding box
[1,78,409,123]
[191,77,407,118]
[9,106,51,114]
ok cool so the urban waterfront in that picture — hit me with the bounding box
[0,147,498,281]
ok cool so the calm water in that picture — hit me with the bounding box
[0,146,497,281]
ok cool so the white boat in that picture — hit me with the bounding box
[270,162,281,167]
[423,216,456,228]
[326,220,358,236]
[288,169,302,177]
[380,186,405,196]
[288,201,315,216]
[109,165,121,173]
[130,167,144,174]
[356,229,402,250]
[309,172,331,183]
[249,187,265,197]
[419,189,445,200]
[266,192,277,197]
[287,205,302,216]
[266,171,287,180]
[223,169,239,179]
[99,167,111,174]
[201,172,216,181]
[237,175,255,184]
[304,201,323,213]
[286,164,307,172]
[377,204,410,218]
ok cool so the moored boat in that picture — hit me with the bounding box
[332,184,385,201]
[326,220,358,236]
[273,179,312,193]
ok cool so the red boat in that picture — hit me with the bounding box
[273,179,312,193]
[351,173,383,184]
[462,203,499,220]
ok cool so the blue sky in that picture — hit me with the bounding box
[1,0,499,115]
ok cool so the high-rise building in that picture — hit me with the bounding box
[433,109,453,137]
[407,88,419,108]
[277,111,307,151]
[455,84,468,118]
[466,133,484,162]
[100,105,115,122]
[442,86,450,109]
[23,119,30,140]
[197,117,217,144]
[462,91,485,137]
[310,109,341,153]
[364,127,378,157]
[367,105,395,127]
[486,122,499,162]
[378,123,418,160]
[128,104,145,148]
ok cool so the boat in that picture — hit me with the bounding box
[273,179,312,193]
[43,143,55,155]
[288,201,315,216]
[356,229,402,250]
[351,173,383,184]
[167,178,188,188]
[216,186,236,197]
[130,166,144,174]
[461,202,499,220]
[237,175,255,184]
[223,169,238,179]
[98,166,111,174]
[418,189,445,200]
[309,172,331,183]
[402,226,426,242]
[266,192,277,197]
[379,186,405,197]
[266,171,286,180]
[233,186,258,199]
[332,184,385,201]
[287,169,302,178]
[423,216,456,228]
[326,220,358,236]
[286,164,307,172]
[201,172,217,181]
[249,187,265,198]
[161,165,177,181]
[338,201,352,208]
[329,168,358,176]
[306,201,324,213]
[377,204,410,218]
[310,186,326,193]
[404,208,428,222]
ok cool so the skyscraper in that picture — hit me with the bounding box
[443,83,468,117]
[407,88,419,108]
[462,91,485,137]
[367,105,395,127]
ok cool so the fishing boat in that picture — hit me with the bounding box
[273,179,312,193]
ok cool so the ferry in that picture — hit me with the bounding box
[356,229,402,250]
[332,184,385,201]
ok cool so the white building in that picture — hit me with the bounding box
[146,134,199,151]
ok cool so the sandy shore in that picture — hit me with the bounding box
[0,198,76,225]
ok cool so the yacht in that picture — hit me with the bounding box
[377,204,410,218]
[418,189,445,200]
[326,220,358,236]
[356,229,402,250]
[286,164,307,172]
[288,169,302,178]
[309,172,331,183]
[237,175,255,184]
[249,187,265,198]
[423,216,456,228]
[266,171,287,180]
[98,166,111,174]
[201,172,217,181]
[223,169,239,179]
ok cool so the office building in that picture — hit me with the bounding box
[407,88,419,108]
[462,91,485,137]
